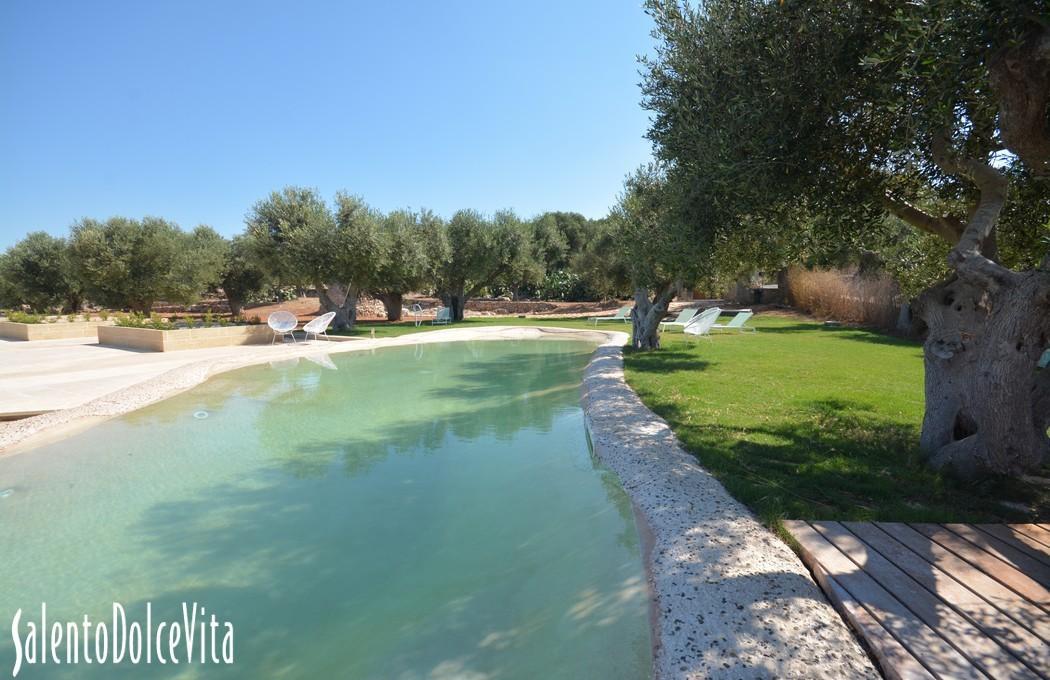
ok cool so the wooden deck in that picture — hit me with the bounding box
[784,521,1050,679]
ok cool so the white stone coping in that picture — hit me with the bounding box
[581,343,876,679]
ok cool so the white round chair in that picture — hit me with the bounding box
[303,311,337,341]
[267,310,299,344]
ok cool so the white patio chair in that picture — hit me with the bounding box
[659,307,700,332]
[683,307,721,340]
[589,305,631,325]
[408,303,424,327]
[432,307,452,325]
[712,310,757,333]
[268,310,299,344]
[303,311,337,341]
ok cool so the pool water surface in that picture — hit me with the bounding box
[0,339,651,679]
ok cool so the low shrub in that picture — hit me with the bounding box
[8,311,43,324]
[114,313,174,331]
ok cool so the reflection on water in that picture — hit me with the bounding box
[0,340,651,679]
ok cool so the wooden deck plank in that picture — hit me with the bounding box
[813,522,1036,679]
[910,523,1050,607]
[1003,526,1050,554]
[942,524,1050,589]
[784,520,982,679]
[846,522,1050,676]
[784,521,935,680]
[979,525,1050,567]
[877,523,1050,643]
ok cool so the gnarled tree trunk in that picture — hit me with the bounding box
[226,294,245,318]
[317,282,358,330]
[630,283,677,350]
[915,269,1050,478]
[378,292,403,321]
[442,288,467,322]
[888,128,1050,478]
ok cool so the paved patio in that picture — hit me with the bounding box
[0,336,339,416]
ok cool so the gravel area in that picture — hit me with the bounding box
[581,341,878,679]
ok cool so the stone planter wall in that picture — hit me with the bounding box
[97,324,272,352]
[0,320,113,341]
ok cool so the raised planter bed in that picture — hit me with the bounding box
[97,324,271,352]
[0,320,113,341]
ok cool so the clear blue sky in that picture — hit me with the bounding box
[0,1,656,249]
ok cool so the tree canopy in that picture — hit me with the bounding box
[0,232,81,312]
[67,217,225,313]
[641,0,1050,476]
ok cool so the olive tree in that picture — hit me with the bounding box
[329,192,384,327]
[431,210,529,321]
[570,217,631,302]
[371,209,441,321]
[220,235,269,317]
[246,187,382,329]
[68,217,225,313]
[614,164,708,349]
[642,0,1050,477]
[0,232,81,312]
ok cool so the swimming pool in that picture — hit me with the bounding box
[0,339,651,679]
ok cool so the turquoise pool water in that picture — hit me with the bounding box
[0,340,651,679]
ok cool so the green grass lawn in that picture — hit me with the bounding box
[338,313,1047,525]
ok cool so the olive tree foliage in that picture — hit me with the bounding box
[220,235,269,317]
[245,187,382,330]
[615,164,709,349]
[370,209,442,321]
[430,209,530,321]
[569,217,632,301]
[330,192,385,327]
[492,211,547,299]
[642,0,1050,477]
[67,217,225,313]
[0,232,82,312]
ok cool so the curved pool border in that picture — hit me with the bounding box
[581,342,876,679]
[1,325,876,679]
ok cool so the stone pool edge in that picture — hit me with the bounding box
[0,325,616,456]
[580,342,878,680]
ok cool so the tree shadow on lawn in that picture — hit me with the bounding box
[644,397,1034,525]
[621,347,712,374]
[756,322,921,348]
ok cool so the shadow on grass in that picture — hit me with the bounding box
[622,348,712,374]
[757,323,921,348]
[641,396,1033,525]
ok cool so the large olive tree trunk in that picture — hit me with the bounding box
[630,283,677,350]
[441,288,467,322]
[317,282,358,330]
[888,133,1050,478]
[226,294,245,318]
[378,292,403,321]
[915,270,1050,478]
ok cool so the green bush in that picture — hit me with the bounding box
[7,311,43,324]
[114,312,174,331]
[538,269,590,301]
